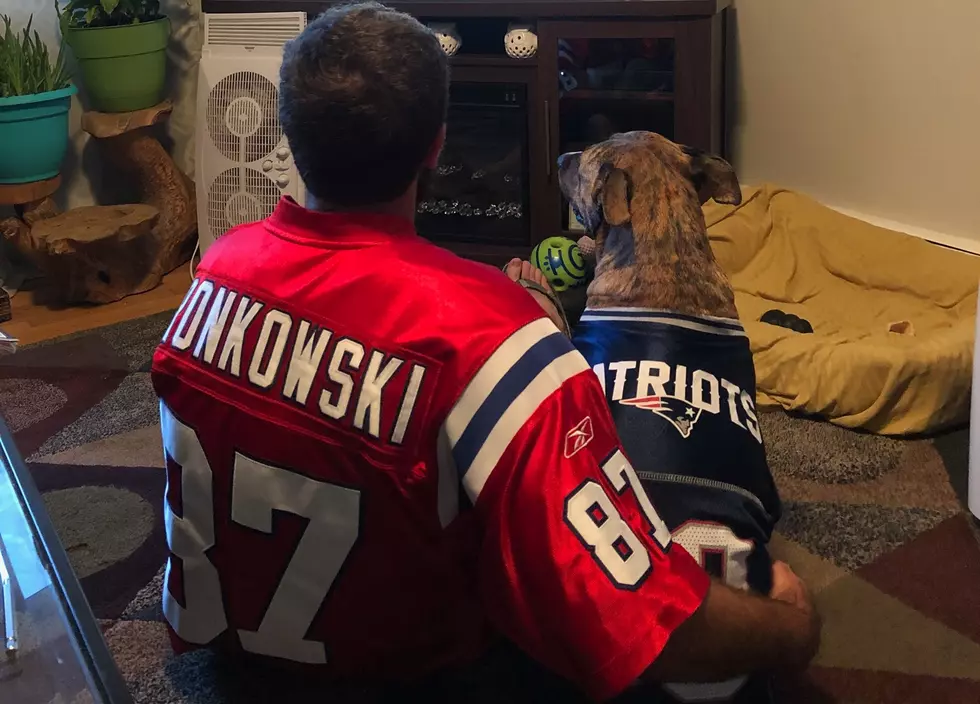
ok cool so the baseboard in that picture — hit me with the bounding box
[826,205,980,257]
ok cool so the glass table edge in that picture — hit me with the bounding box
[0,414,135,704]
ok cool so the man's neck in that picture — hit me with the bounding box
[308,181,418,224]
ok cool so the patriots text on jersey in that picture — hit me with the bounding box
[591,359,762,443]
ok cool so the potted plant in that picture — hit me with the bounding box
[57,0,168,113]
[0,14,75,184]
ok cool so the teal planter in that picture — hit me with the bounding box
[0,84,77,184]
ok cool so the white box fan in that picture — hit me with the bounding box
[196,12,308,254]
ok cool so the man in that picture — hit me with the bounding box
[151,3,820,701]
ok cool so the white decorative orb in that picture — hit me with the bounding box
[505,23,538,60]
[429,23,462,57]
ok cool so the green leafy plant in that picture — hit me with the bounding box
[0,14,72,98]
[57,0,162,29]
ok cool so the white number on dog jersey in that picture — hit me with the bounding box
[672,521,753,590]
[666,521,755,701]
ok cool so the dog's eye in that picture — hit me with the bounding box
[572,208,585,226]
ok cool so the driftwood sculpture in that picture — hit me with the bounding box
[2,101,197,305]
[8,205,161,304]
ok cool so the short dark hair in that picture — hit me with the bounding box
[279,3,449,207]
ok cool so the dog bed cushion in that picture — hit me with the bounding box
[703,185,980,435]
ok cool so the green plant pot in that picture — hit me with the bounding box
[0,84,77,185]
[64,16,170,113]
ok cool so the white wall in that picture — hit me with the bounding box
[729,0,980,252]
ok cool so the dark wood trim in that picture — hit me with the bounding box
[536,19,562,239]
[525,67,549,245]
[537,19,678,40]
[201,0,730,18]
[435,241,528,267]
[448,64,534,82]
[562,89,674,103]
[451,54,537,68]
[673,15,722,152]
[713,10,727,159]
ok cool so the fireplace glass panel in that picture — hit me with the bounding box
[416,81,530,246]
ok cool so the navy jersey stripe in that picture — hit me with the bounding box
[453,331,573,476]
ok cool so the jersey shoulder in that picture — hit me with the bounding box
[386,238,550,322]
[198,219,265,266]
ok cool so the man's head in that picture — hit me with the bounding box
[279,2,449,208]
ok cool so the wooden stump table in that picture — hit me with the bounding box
[1,101,197,305]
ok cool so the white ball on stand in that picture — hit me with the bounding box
[505,23,538,60]
[429,23,462,57]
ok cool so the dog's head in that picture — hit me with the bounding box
[558,132,740,268]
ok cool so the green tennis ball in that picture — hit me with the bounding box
[530,236,587,292]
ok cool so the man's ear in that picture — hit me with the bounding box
[598,164,631,226]
[424,124,447,169]
[684,147,741,205]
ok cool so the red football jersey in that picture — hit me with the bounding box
[152,197,709,701]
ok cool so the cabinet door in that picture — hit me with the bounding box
[538,19,721,239]
[417,65,545,265]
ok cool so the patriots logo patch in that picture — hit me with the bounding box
[619,395,703,438]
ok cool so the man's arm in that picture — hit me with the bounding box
[441,312,820,699]
[645,566,821,683]
[497,253,823,682]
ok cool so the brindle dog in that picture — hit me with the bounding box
[558,131,741,317]
[560,133,781,703]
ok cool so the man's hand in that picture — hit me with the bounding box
[503,258,568,334]
[770,561,810,611]
[770,560,821,666]
[644,565,822,684]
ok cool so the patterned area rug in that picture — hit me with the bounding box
[3,312,980,703]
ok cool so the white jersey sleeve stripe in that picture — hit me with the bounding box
[460,349,589,502]
[444,317,557,442]
[452,330,573,470]
[437,318,558,516]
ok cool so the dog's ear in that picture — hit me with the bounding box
[684,147,741,206]
[598,164,631,226]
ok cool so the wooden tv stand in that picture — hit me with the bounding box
[202,0,731,264]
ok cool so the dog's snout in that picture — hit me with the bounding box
[557,151,581,173]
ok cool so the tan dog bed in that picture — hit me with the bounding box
[702,185,980,435]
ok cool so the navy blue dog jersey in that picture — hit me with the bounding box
[573,308,781,704]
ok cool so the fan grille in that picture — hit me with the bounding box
[208,167,281,241]
[206,71,281,163]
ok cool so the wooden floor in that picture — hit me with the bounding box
[6,269,191,346]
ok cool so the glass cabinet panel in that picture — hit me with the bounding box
[553,35,676,233]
